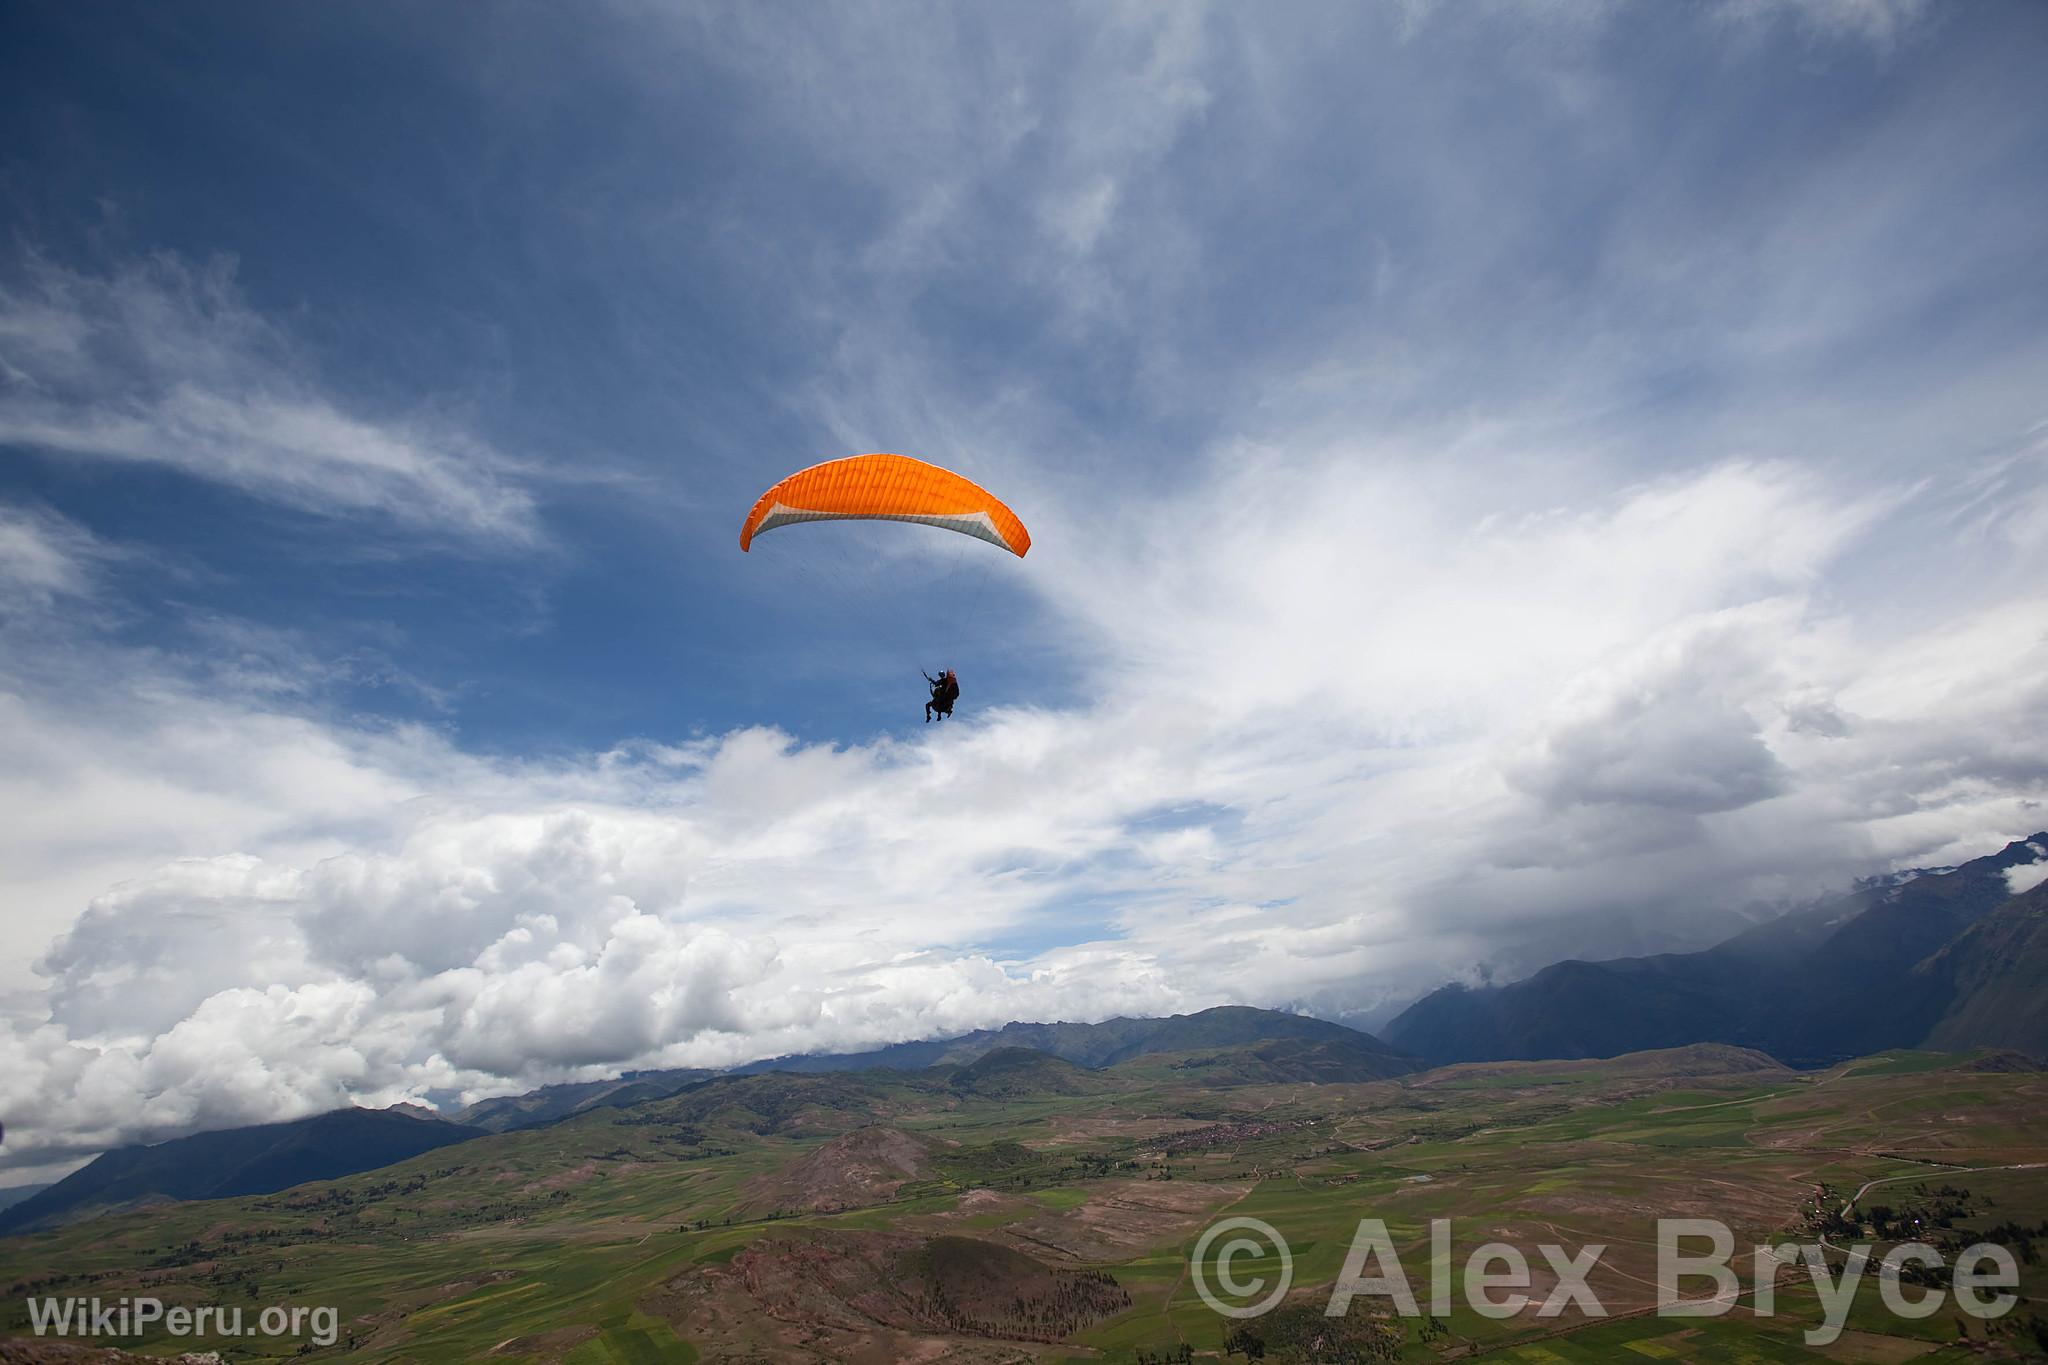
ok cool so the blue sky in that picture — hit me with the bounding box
[3,0,2047,1177]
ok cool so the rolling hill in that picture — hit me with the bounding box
[735,1125,940,1218]
[946,1046,1112,1097]
[737,1004,1411,1075]
[1114,1034,1420,1086]
[432,1008,1413,1142]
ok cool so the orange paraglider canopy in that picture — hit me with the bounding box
[739,453,1031,557]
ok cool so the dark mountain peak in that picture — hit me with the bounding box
[1925,835,2032,878]
[995,1015,1117,1034]
[384,1101,442,1121]
[1855,865,1956,892]
[1186,1004,1294,1022]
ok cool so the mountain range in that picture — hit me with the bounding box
[4,1007,1410,1234]
[10,837,2043,1240]
[738,1003,1405,1074]
[1385,833,2048,1066]
[0,1105,486,1236]
[448,1004,1412,1132]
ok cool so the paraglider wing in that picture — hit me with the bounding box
[739,453,1031,557]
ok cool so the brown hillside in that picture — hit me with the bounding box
[646,1228,1128,1358]
[737,1125,939,1218]
[0,1345,227,1363]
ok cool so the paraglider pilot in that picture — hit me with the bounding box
[924,669,959,722]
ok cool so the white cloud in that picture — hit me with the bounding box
[1714,0,1932,52]
[0,503,109,609]
[7,451,2047,1171]
[0,253,543,547]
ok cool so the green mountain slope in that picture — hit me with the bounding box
[947,1047,1113,1097]
[1114,1034,1420,1086]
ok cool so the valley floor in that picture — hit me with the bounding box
[4,1046,2047,1363]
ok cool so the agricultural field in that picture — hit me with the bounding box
[3,1046,2045,1362]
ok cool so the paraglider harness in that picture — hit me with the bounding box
[923,669,959,722]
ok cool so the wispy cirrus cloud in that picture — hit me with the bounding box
[0,501,115,610]
[0,253,543,548]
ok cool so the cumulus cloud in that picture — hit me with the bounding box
[0,253,542,547]
[0,717,1199,1166]
[7,450,2048,1171]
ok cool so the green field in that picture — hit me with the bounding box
[4,1048,2045,1362]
